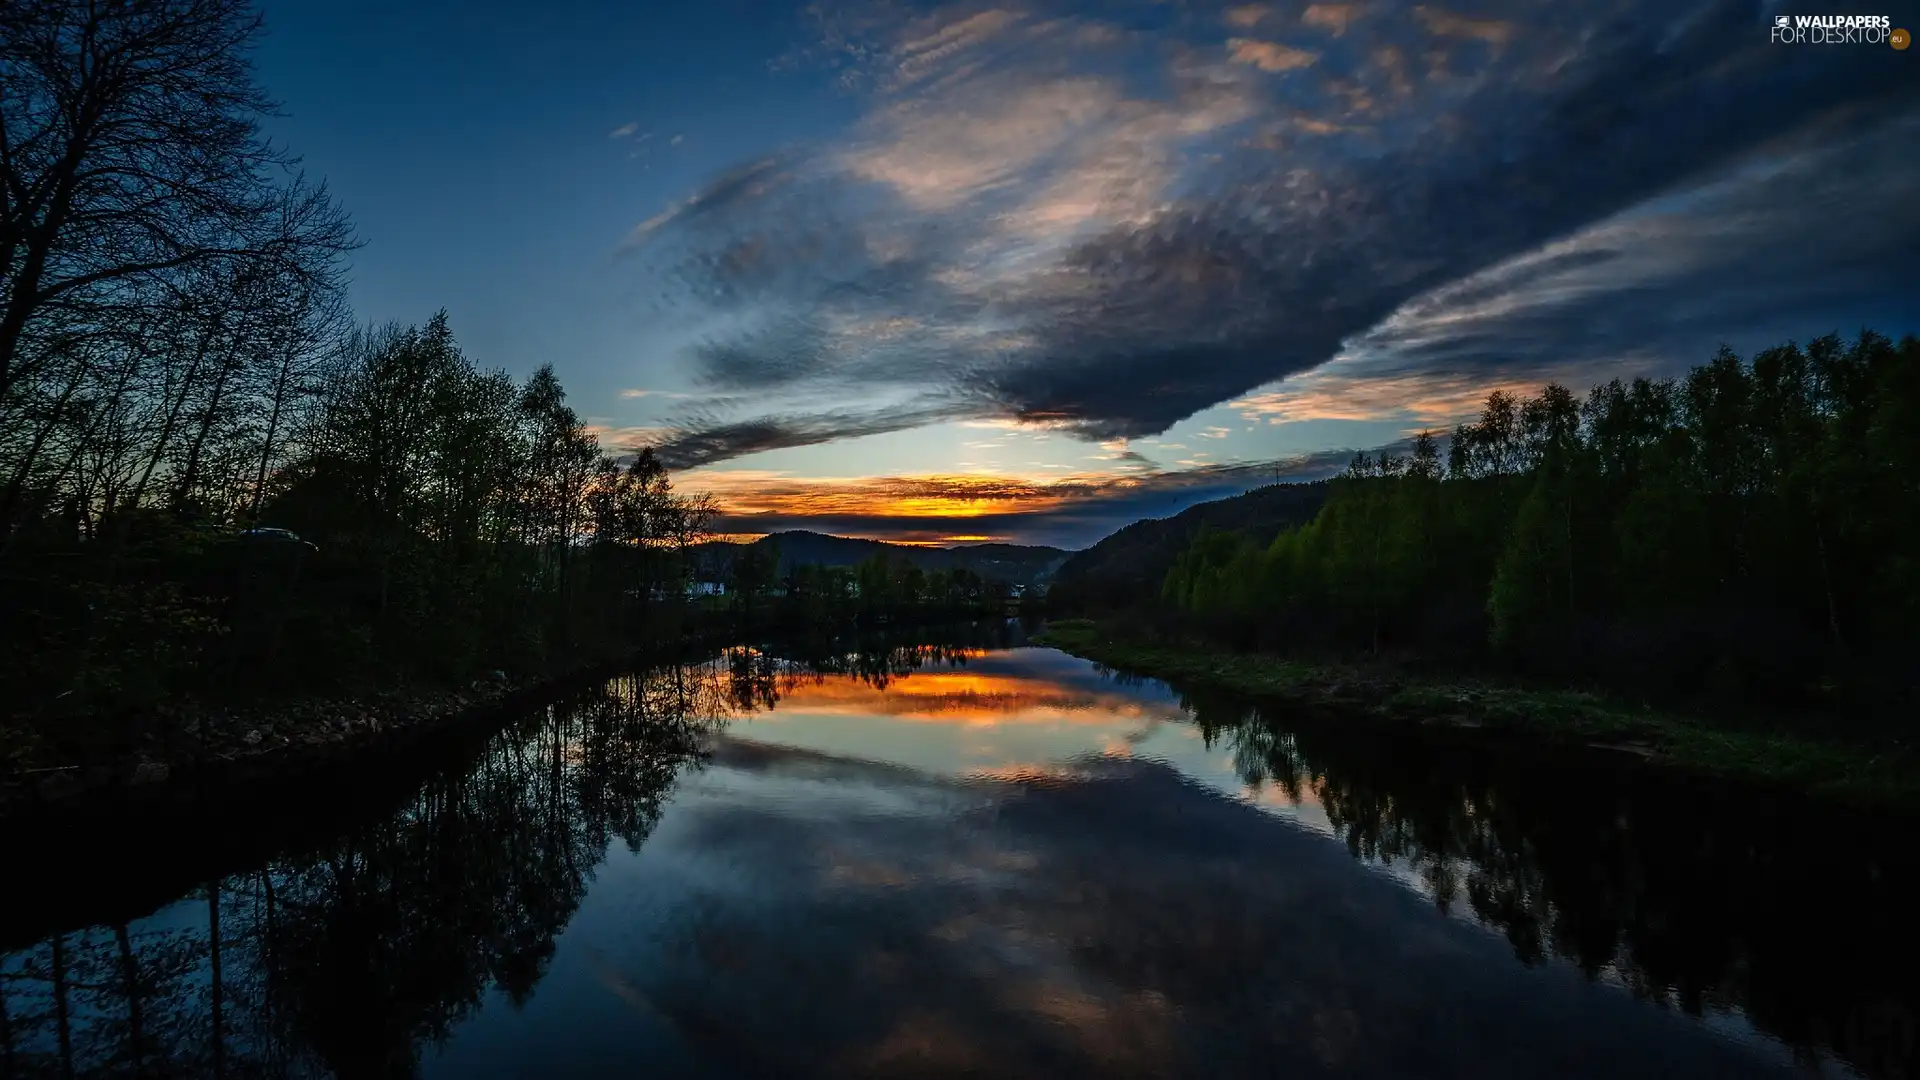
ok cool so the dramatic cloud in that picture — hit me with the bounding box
[624,0,1917,480]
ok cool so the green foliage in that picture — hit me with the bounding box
[1154,331,1920,720]
[1050,482,1329,611]
[1,314,714,761]
[728,539,781,613]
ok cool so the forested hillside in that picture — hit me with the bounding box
[1153,332,1919,719]
[1048,483,1328,611]
[689,530,1067,587]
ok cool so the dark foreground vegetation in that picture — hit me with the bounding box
[1047,330,1920,802]
[0,287,727,779]
[1035,619,1917,806]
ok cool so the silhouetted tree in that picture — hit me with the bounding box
[1159,331,1920,717]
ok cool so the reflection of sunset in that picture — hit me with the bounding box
[709,653,1338,826]
[770,669,1184,727]
[1241,779,1323,814]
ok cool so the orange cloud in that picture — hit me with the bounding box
[1222,4,1271,28]
[677,469,1149,523]
[1226,38,1319,72]
[1368,44,1416,99]
[1229,351,1668,429]
[1231,371,1543,427]
[1300,3,1362,34]
[585,423,676,452]
[1412,5,1516,45]
[665,461,1308,547]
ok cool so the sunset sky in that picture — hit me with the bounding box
[254,0,1917,548]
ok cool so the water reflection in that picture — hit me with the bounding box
[0,664,727,1078]
[0,631,1913,1079]
[1177,686,1918,1080]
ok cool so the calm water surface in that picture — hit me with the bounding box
[3,628,1914,1078]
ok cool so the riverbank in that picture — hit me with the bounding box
[0,619,744,822]
[0,609,1025,822]
[1032,618,1920,809]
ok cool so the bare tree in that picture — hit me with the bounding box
[0,0,353,533]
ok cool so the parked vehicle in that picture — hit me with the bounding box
[236,527,319,552]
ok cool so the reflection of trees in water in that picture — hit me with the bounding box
[0,662,726,1079]
[742,618,1022,700]
[1183,689,1918,1080]
[0,625,1015,1078]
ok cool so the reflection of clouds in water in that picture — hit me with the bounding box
[580,744,1806,1079]
[728,647,1341,830]
[723,651,1207,783]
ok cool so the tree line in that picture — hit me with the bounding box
[1160,331,1920,719]
[720,544,1021,624]
[0,0,715,752]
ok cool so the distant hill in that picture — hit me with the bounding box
[688,530,1070,587]
[1049,482,1330,610]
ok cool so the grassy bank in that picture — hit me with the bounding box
[1032,618,1920,809]
[0,613,750,820]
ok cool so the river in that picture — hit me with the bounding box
[1,624,1912,1078]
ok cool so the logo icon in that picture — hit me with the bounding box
[1770,13,1898,44]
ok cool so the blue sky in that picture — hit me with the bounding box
[253,0,1920,548]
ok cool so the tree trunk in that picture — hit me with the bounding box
[208,881,225,1080]
[0,960,15,1080]
[130,326,221,508]
[0,136,88,410]
[51,934,74,1080]
[250,341,302,520]
[115,924,146,1071]
[173,336,248,512]
[1815,520,1845,653]
[0,360,90,538]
